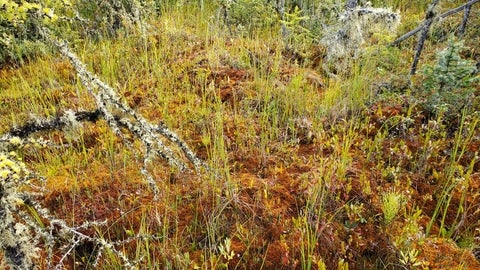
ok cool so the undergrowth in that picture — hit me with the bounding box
[1,0,479,269]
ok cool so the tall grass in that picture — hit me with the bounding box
[426,111,479,237]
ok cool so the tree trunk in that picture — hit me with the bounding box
[457,4,472,37]
[410,0,440,75]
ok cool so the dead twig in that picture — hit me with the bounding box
[8,110,102,138]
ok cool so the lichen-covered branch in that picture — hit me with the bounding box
[0,151,38,270]
[36,29,208,197]
[7,110,101,138]
[0,138,141,269]
[320,4,400,74]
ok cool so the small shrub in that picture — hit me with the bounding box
[0,0,156,65]
[382,191,405,224]
[282,6,316,53]
[220,0,278,35]
[1,1,43,65]
[419,37,479,119]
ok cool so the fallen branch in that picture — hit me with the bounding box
[1,3,208,269]
[0,139,139,269]
[8,110,102,138]
[37,29,208,197]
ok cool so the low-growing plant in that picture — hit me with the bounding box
[218,237,235,268]
[399,248,425,269]
[419,37,479,120]
[281,6,315,52]
[0,0,61,65]
[296,164,330,270]
[393,207,424,249]
[219,0,278,35]
[382,191,405,224]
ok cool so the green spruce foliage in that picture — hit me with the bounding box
[420,37,479,119]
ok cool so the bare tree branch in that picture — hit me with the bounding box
[8,110,101,138]
[44,31,207,173]
[440,0,479,18]
[410,0,440,75]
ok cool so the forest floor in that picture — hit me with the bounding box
[1,2,480,269]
